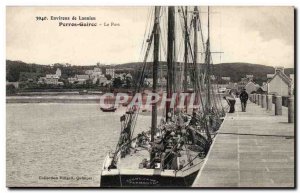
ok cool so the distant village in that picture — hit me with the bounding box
[6,64,136,93]
[224,67,294,97]
[6,62,294,97]
[37,67,115,87]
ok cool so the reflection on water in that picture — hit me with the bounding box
[6,103,151,187]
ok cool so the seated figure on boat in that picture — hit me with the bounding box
[136,131,149,147]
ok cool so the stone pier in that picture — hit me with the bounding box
[192,100,294,187]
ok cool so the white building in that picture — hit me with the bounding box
[75,74,90,84]
[261,82,268,92]
[244,81,258,94]
[246,75,253,80]
[94,67,101,72]
[267,67,291,96]
[267,74,274,79]
[38,74,59,85]
[85,70,93,75]
[145,78,153,87]
[38,68,62,85]
[56,68,62,77]
[91,72,103,79]
[221,77,231,81]
[125,73,133,79]
[68,77,77,84]
[106,68,115,78]
[6,81,19,88]
[76,74,90,80]
[84,67,104,83]
[99,76,108,85]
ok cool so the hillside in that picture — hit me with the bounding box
[116,62,294,85]
[212,62,294,83]
[6,60,294,85]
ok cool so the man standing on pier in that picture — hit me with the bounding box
[224,90,236,113]
[239,88,249,112]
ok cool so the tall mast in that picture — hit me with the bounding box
[193,7,198,70]
[166,6,175,120]
[206,6,211,110]
[184,6,188,112]
[184,6,188,93]
[193,6,199,109]
[204,6,212,142]
[151,6,160,142]
[150,6,160,168]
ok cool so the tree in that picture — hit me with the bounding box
[113,77,123,88]
[6,84,16,95]
[105,74,112,80]
[95,79,100,85]
[124,76,133,88]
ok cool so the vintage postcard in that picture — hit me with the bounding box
[6,6,295,188]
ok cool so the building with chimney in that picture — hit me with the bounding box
[267,67,292,96]
[237,77,258,93]
[106,68,115,78]
[38,68,63,85]
[244,81,258,94]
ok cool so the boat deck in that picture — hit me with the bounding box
[118,145,202,171]
[118,147,149,170]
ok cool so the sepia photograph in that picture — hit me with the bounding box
[6,5,295,188]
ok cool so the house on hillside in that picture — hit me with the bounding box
[221,77,231,84]
[84,67,106,84]
[56,68,62,77]
[6,81,19,89]
[106,68,115,78]
[244,81,258,94]
[45,74,59,84]
[256,82,268,94]
[68,77,77,84]
[237,76,259,94]
[75,74,90,84]
[144,78,153,87]
[267,67,291,96]
[85,70,93,75]
[221,77,231,81]
[246,75,253,79]
[38,68,63,85]
[98,76,108,85]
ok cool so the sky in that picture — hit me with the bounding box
[6,6,294,68]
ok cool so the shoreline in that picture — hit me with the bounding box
[6,96,101,103]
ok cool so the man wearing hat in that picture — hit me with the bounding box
[239,88,249,112]
[223,90,236,113]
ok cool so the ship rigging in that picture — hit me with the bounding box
[100,6,225,187]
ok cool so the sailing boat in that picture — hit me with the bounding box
[100,94,117,112]
[100,6,225,187]
[100,106,117,112]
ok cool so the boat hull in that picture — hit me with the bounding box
[100,170,199,187]
[100,107,117,112]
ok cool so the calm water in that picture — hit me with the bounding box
[6,103,151,187]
